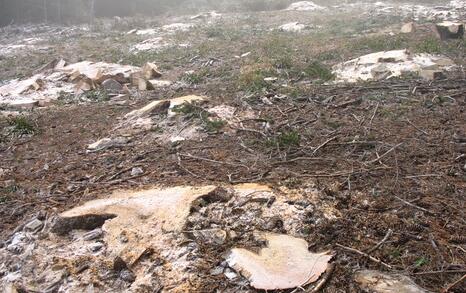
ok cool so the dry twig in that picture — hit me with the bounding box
[442,274,466,293]
[366,142,403,164]
[367,229,393,253]
[336,243,393,269]
[394,195,435,215]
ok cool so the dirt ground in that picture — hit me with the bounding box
[1,1,465,292]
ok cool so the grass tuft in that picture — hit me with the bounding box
[172,102,226,133]
[8,116,37,136]
[267,130,301,148]
[414,37,442,54]
[304,61,335,81]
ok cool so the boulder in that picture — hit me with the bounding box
[102,79,123,93]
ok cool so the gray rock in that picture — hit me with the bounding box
[87,242,104,252]
[210,266,224,276]
[119,269,136,283]
[6,244,23,255]
[224,268,238,280]
[82,229,103,241]
[24,219,43,232]
[192,229,227,245]
[102,79,123,93]
[131,167,144,176]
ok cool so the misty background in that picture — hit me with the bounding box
[0,0,445,27]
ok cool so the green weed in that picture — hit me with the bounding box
[414,37,442,54]
[268,130,301,148]
[414,257,429,268]
[8,116,37,136]
[353,35,407,52]
[81,89,109,102]
[182,69,209,85]
[238,67,271,92]
[172,103,225,133]
[204,119,226,133]
[172,103,201,117]
[304,61,335,81]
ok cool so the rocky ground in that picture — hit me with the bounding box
[0,1,465,292]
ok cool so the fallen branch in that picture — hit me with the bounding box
[176,153,201,178]
[310,263,335,292]
[179,153,249,169]
[367,229,393,254]
[272,156,330,166]
[232,126,267,137]
[394,195,435,215]
[312,136,338,155]
[299,166,391,178]
[336,243,393,269]
[107,164,144,181]
[334,98,361,108]
[405,174,442,179]
[406,119,428,136]
[369,102,380,126]
[413,270,466,276]
[366,142,403,164]
[442,273,466,293]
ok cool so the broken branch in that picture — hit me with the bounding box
[366,142,403,164]
[367,229,393,254]
[394,195,435,215]
[336,243,393,269]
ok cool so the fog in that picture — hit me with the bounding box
[0,0,445,27]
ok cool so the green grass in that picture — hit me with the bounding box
[57,89,109,104]
[273,53,294,70]
[238,67,272,92]
[414,37,442,54]
[8,116,37,136]
[204,119,226,133]
[172,103,202,117]
[389,248,402,259]
[81,89,109,102]
[414,257,429,268]
[172,102,226,133]
[352,35,407,52]
[0,185,17,203]
[267,130,301,148]
[182,68,210,85]
[304,61,335,81]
